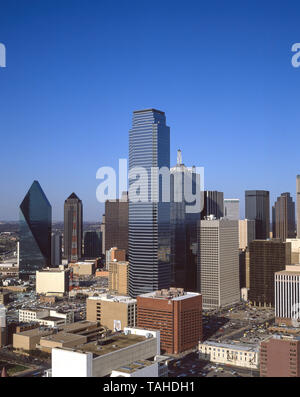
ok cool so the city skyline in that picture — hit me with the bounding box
[1,1,300,221]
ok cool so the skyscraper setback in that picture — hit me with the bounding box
[245,190,270,239]
[19,181,52,278]
[64,193,83,262]
[128,109,171,298]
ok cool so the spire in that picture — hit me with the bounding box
[177,149,182,165]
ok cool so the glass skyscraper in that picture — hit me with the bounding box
[19,180,52,279]
[245,190,270,239]
[128,109,171,297]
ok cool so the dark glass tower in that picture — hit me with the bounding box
[64,193,83,262]
[84,231,102,258]
[272,192,296,240]
[19,181,52,279]
[128,109,171,297]
[245,190,270,239]
[201,191,224,219]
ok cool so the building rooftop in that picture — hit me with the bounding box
[87,294,136,304]
[114,360,154,374]
[133,108,165,115]
[139,288,200,301]
[200,340,258,352]
[73,334,148,357]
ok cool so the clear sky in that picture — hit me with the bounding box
[1,0,300,221]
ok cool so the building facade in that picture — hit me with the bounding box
[197,218,240,309]
[128,109,171,297]
[248,239,291,307]
[245,190,270,240]
[137,288,202,354]
[19,181,52,279]
[108,261,129,296]
[224,199,240,221]
[272,192,296,241]
[297,176,300,238]
[51,232,62,267]
[201,191,224,220]
[84,231,102,258]
[105,192,128,255]
[64,193,83,262]
[36,267,70,296]
[239,219,255,250]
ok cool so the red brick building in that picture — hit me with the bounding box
[137,288,202,354]
[260,335,300,377]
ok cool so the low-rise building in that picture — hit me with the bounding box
[13,327,54,351]
[36,266,70,296]
[51,327,160,377]
[19,308,74,327]
[198,340,259,369]
[70,261,95,276]
[110,360,158,377]
[86,294,136,331]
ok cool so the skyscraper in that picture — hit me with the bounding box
[170,149,200,291]
[63,193,83,262]
[297,175,300,238]
[19,180,52,279]
[128,109,171,298]
[224,199,240,220]
[84,231,102,258]
[245,190,270,239]
[201,191,224,220]
[105,192,128,255]
[248,239,291,307]
[197,217,240,309]
[272,192,295,241]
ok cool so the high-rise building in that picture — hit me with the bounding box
[51,232,62,267]
[137,288,202,354]
[224,199,240,220]
[197,217,240,309]
[63,193,83,262]
[170,149,200,291]
[272,192,295,241]
[275,265,300,326]
[245,190,270,239]
[105,192,128,255]
[128,109,171,297]
[19,181,52,279]
[296,175,300,238]
[100,214,105,255]
[260,335,300,377]
[239,219,255,250]
[201,191,224,220]
[248,239,291,307]
[84,231,102,258]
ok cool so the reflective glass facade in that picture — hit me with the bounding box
[19,181,52,278]
[128,109,171,297]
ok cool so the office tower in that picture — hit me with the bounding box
[106,247,126,266]
[260,336,300,377]
[84,231,102,258]
[297,176,300,238]
[109,261,129,295]
[245,190,270,239]
[137,288,202,354]
[86,295,136,331]
[105,192,128,255]
[239,219,255,250]
[224,199,240,220]
[197,217,240,309]
[128,109,171,297]
[51,232,62,267]
[248,239,291,307]
[170,149,200,291]
[272,192,295,240]
[19,180,52,279]
[275,264,300,326]
[63,193,83,262]
[100,214,105,255]
[201,191,224,220]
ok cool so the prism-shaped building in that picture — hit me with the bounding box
[19,180,52,279]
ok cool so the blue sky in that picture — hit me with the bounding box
[0,0,300,221]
